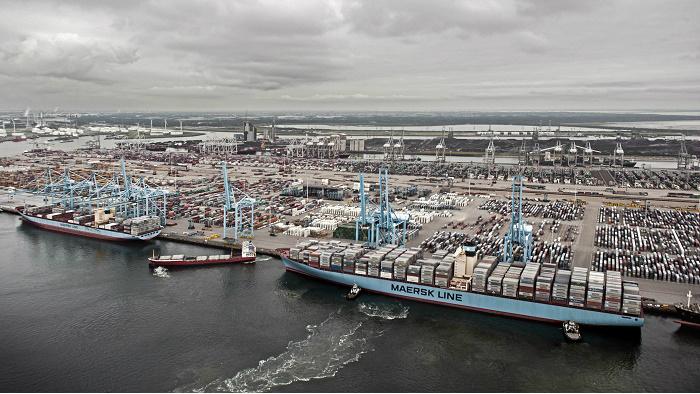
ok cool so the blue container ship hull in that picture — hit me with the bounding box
[282,257,644,328]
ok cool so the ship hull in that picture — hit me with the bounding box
[675,320,700,329]
[19,213,160,241]
[674,306,700,327]
[282,257,644,327]
[148,256,255,267]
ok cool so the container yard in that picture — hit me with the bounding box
[592,204,700,285]
[0,131,698,311]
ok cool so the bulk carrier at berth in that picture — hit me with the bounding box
[279,240,644,328]
[19,205,162,241]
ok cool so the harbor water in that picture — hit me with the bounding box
[1,214,699,392]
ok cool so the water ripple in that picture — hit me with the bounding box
[199,310,380,392]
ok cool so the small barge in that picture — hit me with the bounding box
[149,241,257,267]
[675,291,700,329]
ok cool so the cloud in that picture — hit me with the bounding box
[340,0,523,37]
[0,0,698,111]
[515,31,550,53]
[0,33,138,82]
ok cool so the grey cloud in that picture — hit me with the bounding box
[0,33,138,82]
[340,0,524,37]
[0,0,698,111]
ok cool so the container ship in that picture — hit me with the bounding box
[148,241,257,267]
[675,291,700,328]
[280,240,644,327]
[675,303,700,328]
[19,205,162,241]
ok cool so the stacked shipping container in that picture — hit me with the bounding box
[289,241,643,318]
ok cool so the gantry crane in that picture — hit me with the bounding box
[222,162,256,240]
[502,175,533,264]
[355,168,409,247]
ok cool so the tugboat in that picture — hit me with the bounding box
[148,240,256,267]
[346,284,361,300]
[675,290,700,329]
[563,321,582,342]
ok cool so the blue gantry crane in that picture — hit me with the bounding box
[502,175,533,264]
[355,168,409,248]
[222,161,256,240]
[32,158,169,224]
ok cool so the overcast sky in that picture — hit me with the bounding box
[0,0,698,112]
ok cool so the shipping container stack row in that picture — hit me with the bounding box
[420,260,439,285]
[406,263,421,283]
[362,245,399,276]
[535,263,557,302]
[592,250,700,284]
[598,206,700,229]
[478,199,583,221]
[604,271,622,312]
[517,263,541,300]
[568,267,588,308]
[487,262,511,295]
[420,230,504,259]
[343,246,365,273]
[529,241,572,269]
[586,271,605,310]
[401,209,451,225]
[69,214,94,226]
[393,250,421,281]
[477,260,641,316]
[549,269,570,305]
[622,282,642,316]
[320,205,361,218]
[470,258,498,293]
[291,240,462,288]
[502,266,523,298]
[127,216,161,235]
[541,201,585,221]
[594,225,686,255]
[410,193,471,210]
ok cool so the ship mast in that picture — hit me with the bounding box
[688,290,693,308]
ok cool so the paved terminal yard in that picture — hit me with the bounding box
[1,150,699,307]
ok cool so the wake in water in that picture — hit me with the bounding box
[358,302,409,320]
[152,266,169,278]
[199,310,386,392]
[197,303,409,392]
[255,256,272,262]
